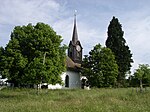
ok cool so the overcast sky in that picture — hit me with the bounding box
[0,0,150,73]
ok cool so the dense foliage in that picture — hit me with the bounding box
[1,23,66,86]
[82,44,118,87]
[106,16,133,86]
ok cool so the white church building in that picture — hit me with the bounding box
[47,13,83,89]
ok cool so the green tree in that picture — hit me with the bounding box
[0,47,5,78]
[133,64,150,91]
[82,44,118,88]
[106,16,133,86]
[3,23,66,87]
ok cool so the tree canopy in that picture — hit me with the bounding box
[132,64,150,89]
[1,23,66,86]
[106,16,133,86]
[82,44,118,88]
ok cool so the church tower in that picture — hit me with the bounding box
[68,12,82,64]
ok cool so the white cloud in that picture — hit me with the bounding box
[0,0,62,46]
[119,8,150,72]
[0,0,60,25]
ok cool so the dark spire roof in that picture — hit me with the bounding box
[72,12,78,44]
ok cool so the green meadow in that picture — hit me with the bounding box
[0,88,150,112]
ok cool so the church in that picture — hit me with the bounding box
[47,14,83,89]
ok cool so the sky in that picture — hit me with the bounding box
[0,0,150,74]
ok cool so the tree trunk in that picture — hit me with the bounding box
[140,79,143,92]
[37,84,39,95]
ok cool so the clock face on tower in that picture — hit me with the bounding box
[76,45,81,51]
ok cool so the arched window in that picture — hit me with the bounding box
[65,75,69,87]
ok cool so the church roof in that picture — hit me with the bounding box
[66,56,81,71]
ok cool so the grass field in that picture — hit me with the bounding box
[0,87,150,112]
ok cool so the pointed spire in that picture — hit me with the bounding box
[72,10,78,44]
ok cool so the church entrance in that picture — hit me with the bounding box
[65,75,69,87]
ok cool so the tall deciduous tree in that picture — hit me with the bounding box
[3,23,66,86]
[106,16,133,86]
[82,44,118,88]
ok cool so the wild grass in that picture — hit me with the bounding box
[0,87,150,112]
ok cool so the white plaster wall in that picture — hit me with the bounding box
[48,83,62,89]
[63,70,81,88]
[47,71,81,89]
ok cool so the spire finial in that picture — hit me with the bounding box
[74,10,77,17]
[74,10,77,23]
[72,10,78,43]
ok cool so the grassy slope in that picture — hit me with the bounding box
[0,88,150,112]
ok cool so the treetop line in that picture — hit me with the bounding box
[0,15,149,89]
